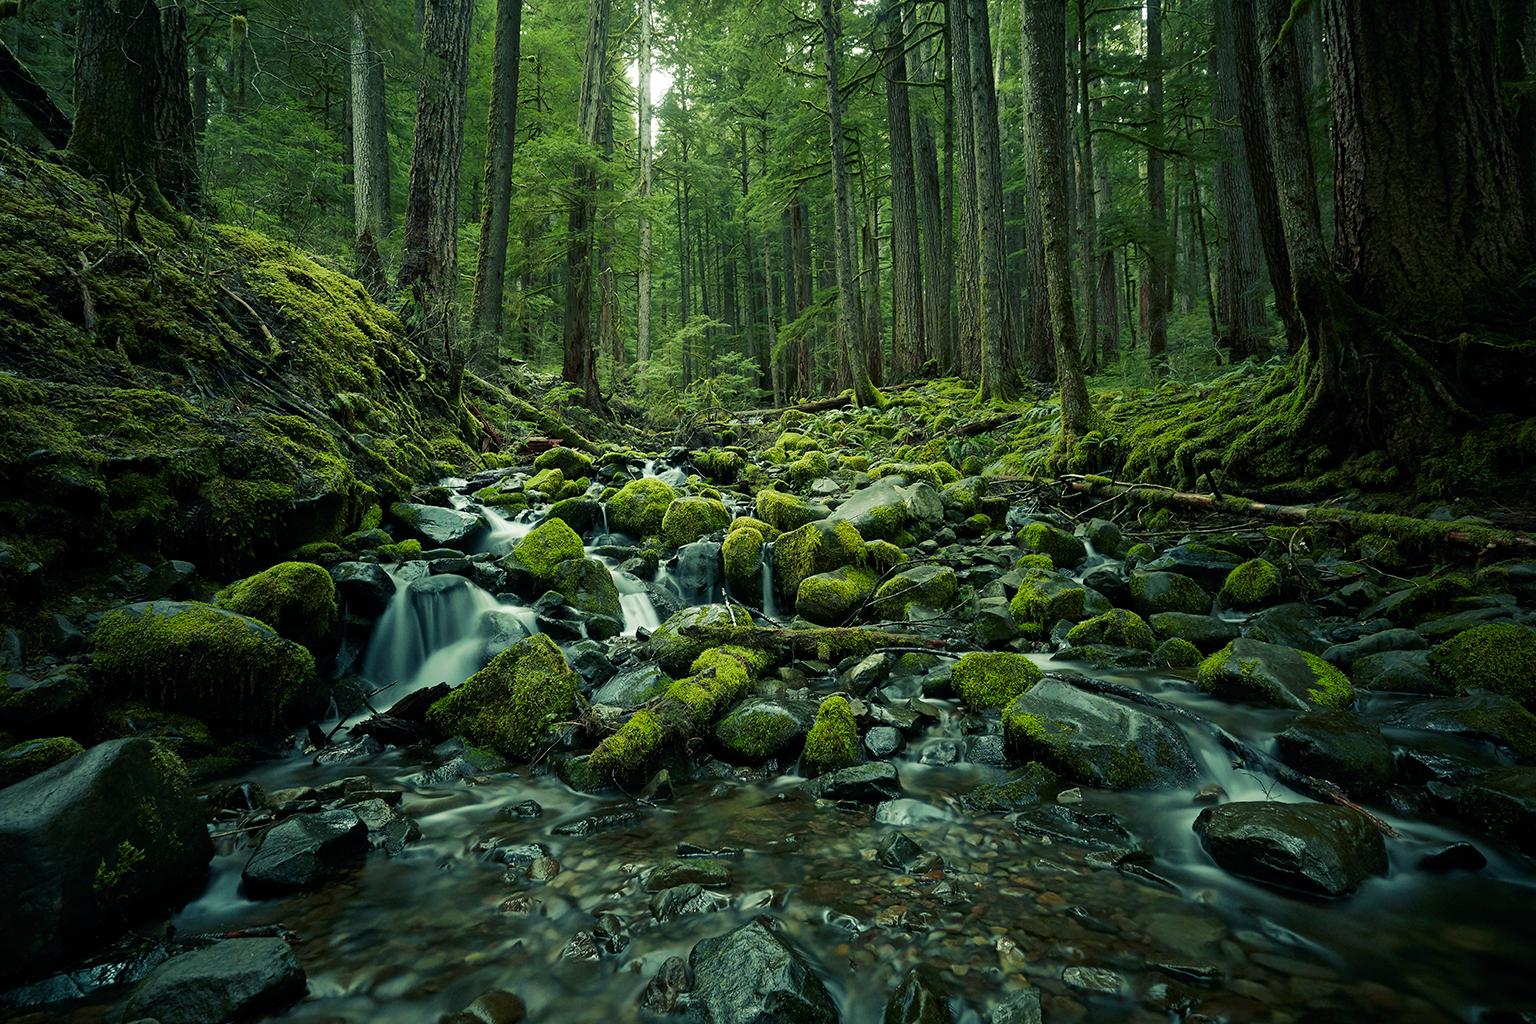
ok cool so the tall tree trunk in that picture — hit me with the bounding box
[1018,8,1055,381]
[153,1,200,212]
[883,0,923,381]
[1324,0,1529,324]
[1089,22,1119,360]
[67,0,167,206]
[948,0,981,377]
[1210,0,1268,360]
[560,0,610,411]
[792,196,814,397]
[351,12,392,296]
[967,0,1017,399]
[398,0,475,404]
[636,0,653,366]
[907,3,948,373]
[1074,0,1099,377]
[470,0,522,348]
[1188,166,1218,340]
[1022,0,1093,437]
[225,12,248,117]
[1230,0,1301,351]
[819,0,878,406]
[862,203,884,386]
[1145,0,1169,370]
[598,78,619,379]
[0,37,70,148]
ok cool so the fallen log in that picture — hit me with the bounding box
[0,38,69,149]
[1015,473,1536,557]
[729,381,924,420]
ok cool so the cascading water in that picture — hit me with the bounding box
[613,570,661,636]
[657,540,723,608]
[480,505,536,556]
[759,541,779,618]
[641,458,689,488]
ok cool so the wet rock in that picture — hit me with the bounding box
[964,733,1007,766]
[1196,638,1352,711]
[313,734,383,766]
[865,725,904,758]
[1014,804,1138,853]
[961,763,1058,813]
[647,858,732,891]
[441,989,527,1024]
[0,738,212,986]
[1351,649,1449,695]
[144,559,198,599]
[552,808,638,837]
[1384,691,1536,759]
[1244,603,1330,653]
[875,799,953,826]
[566,640,617,688]
[1142,543,1245,589]
[559,931,601,962]
[1417,842,1487,873]
[650,882,724,921]
[1077,518,1124,559]
[1321,628,1426,670]
[875,831,937,872]
[990,990,1043,1024]
[715,698,815,762]
[1458,767,1536,854]
[122,938,305,1024]
[502,799,542,819]
[1127,571,1210,616]
[1275,712,1394,794]
[639,955,690,1014]
[873,565,958,620]
[806,761,899,802]
[883,966,955,1023]
[425,633,578,759]
[1018,520,1087,569]
[242,809,367,897]
[797,565,880,624]
[1192,801,1387,897]
[829,475,913,540]
[0,736,83,788]
[1004,677,1199,789]
[0,666,90,736]
[973,596,1020,647]
[350,798,421,855]
[329,562,395,618]
[591,665,669,710]
[688,919,839,1024]
[1062,965,1125,996]
[391,502,484,548]
[1148,612,1239,652]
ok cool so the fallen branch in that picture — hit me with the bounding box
[0,37,69,149]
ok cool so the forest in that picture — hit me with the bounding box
[1,0,1535,1021]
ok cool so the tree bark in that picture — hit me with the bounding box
[470,0,522,347]
[350,12,392,295]
[948,0,982,378]
[1145,0,1169,370]
[1022,0,1093,438]
[1074,0,1100,378]
[66,0,166,204]
[907,3,948,373]
[598,77,620,379]
[398,0,475,403]
[1324,0,1530,325]
[1210,0,1269,360]
[819,0,878,406]
[636,0,653,366]
[967,0,1017,400]
[560,0,610,411]
[862,202,884,386]
[1018,53,1055,382]
[225,12,248,117]
[883,0,923,381]
[152,1,200,212]
[1089,21,1120,361]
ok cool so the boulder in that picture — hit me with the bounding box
[1275,712,1394,793]
[545,496,604,535]
[883,967,954,1024]
[803,695,860,775]
[0,735,83,788]
[1196,638,1353,711]
[774,520,867,603]
[1217,558,1281,609]
[715,698,815,762]
[534,445,595,478]
[647,604,744,674]
[215,560,338,654]
[1244,603,1331,653]
[1384,691,1536,760]
[722,526,765,597]
[1148,612,1238,652]
[425,634,579,758]
[122,938,305,1024]
[806,761,900,802]
[1457,766,1536,854]
[1127,571,1210,616]
[507,517,585,583]
[241,809,367,896]
[663,497,732,547]
[950,652,1042,711]
[591,665,670,710]
[329,561,395,618]
[91,600,317,731]
[609,478,680,538]
[1351,649,1449,694]
[872,565,956,620]
[390,502,483,548]
[1065,609,1156,651]
[829,475,911,540]
[796,566,879,625]
[550,557,622,630]
[1428,623,1536,707]
[1321,628,1426,670]
[1004,677,1198,789]
[1192,801,1387,897]
[1141,542,1246,588]
[755,488,829,533]
[688,920,839,1024]
[0,738,211,985]
[1009,568,1086,633]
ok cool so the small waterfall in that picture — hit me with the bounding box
[642,458,688,488]
[481,506,535,556]
[612,569,661,636]
[361,570,537,699]
[760,541,779,618]
[658,540,723,608]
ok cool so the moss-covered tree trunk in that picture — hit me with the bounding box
[906,4,947,375]
[967,0,1018,401]
[948,0,981,379]
[350,13,392,296]
[883,0,923,382]
[66,0,165,200]
[561,0,610,412]
[469,0,522,346]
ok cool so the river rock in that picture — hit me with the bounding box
[329,561,395,618]
[122,938,305,1024]
[883,966,954,1024]
[0,738,212,986]
[806,761,900,802]
[873,564,957,620]
[1275,712,1394,793]
[1321,628,1426,670]
[1192,801,1387,897]
[1196,638,1352,710]
[390,502,483,548]
[242,809,367,896]
[688,919,839,1024]
[1244,603,1331,653]
[1351,649,1450,694]
[1004,677,1198,789]
[715,698,815,762]
[1149,612,1239,652]
[591,665,669,710]
[1127,571,1210,616]
[1384,691,1536,759]
[1457,766,1536,854]
[1141,543,1245,588]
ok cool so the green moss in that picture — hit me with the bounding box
[1009,568,1086,630]
[1018,522,1087,568]
[802,695,859,774]
[425,634,578,759]
[693,448,746,483]
[1300,651,1354,710]
[961,762,1058,812]
[587,709,664,776]
[662,496,731,547]
[665,677,718,729]
[1066,609,1156,651]
[755,487,825,532]
[951,652,1042,710]
[1015,553,1054,572]
[716,703,806,760]
[0,735,84,788]
[93,840,146,908]
[729,516,780,540]
[509,516,585,581]
[776,431,822,456]
[1219,558,1281,609]
[872,565,957,619]
[789,450,830,487]
[1124,542,1156,563]
[722,526,765,594]
[1153,637,1203,668]
[865,540,905,570]
[840,454,871,473]
[689,647,757,703]
[870,462,943,486]
[376,538,423,563]
[92,601,316,730]
[609,478,679,537]
[796,566,879,624]
[534,446,595,478]
[774,520,867,602]
[1428,624,1536,706]
[214,560,337,653]
[550,557,621,621]
[526,467,565,498]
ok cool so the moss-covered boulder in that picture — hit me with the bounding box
[508,516,585,583]
[728,515,780,540]
[1004,677,1199,789]
[550,557,622,635]
[662,497,731,547]
[0,736,83,788]
[1148,612,1239,652]
[722,526,765,596]
[425,634,578,759]
[1219,559,1281,610]
[1428,623,1536,707]
[1018,521,1087,569]
[92,601,316,731]
[526,467,565,498]
[693,448,746,483]
[215,561,337,655]
[802,695,859,775]
[775,520,867,604]
[873,565,957,620]
[714,697,814,762]
[796,567,879,625]
[1009,568,1087,634]
[1153,638,1203,668]
[1065,609,1156,651]
[788,450,831,488]
[534,446,595,478]
[648,605,745,674]
[1275,712,1394,794]
[609,478,679,538]
[1197,638,1353,711]
[951,652,1042,710]
[1128,570,1211,616]
[755,488,829,533]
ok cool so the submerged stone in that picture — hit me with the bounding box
[1193,801,1387,898]
[688,919,838,1024]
